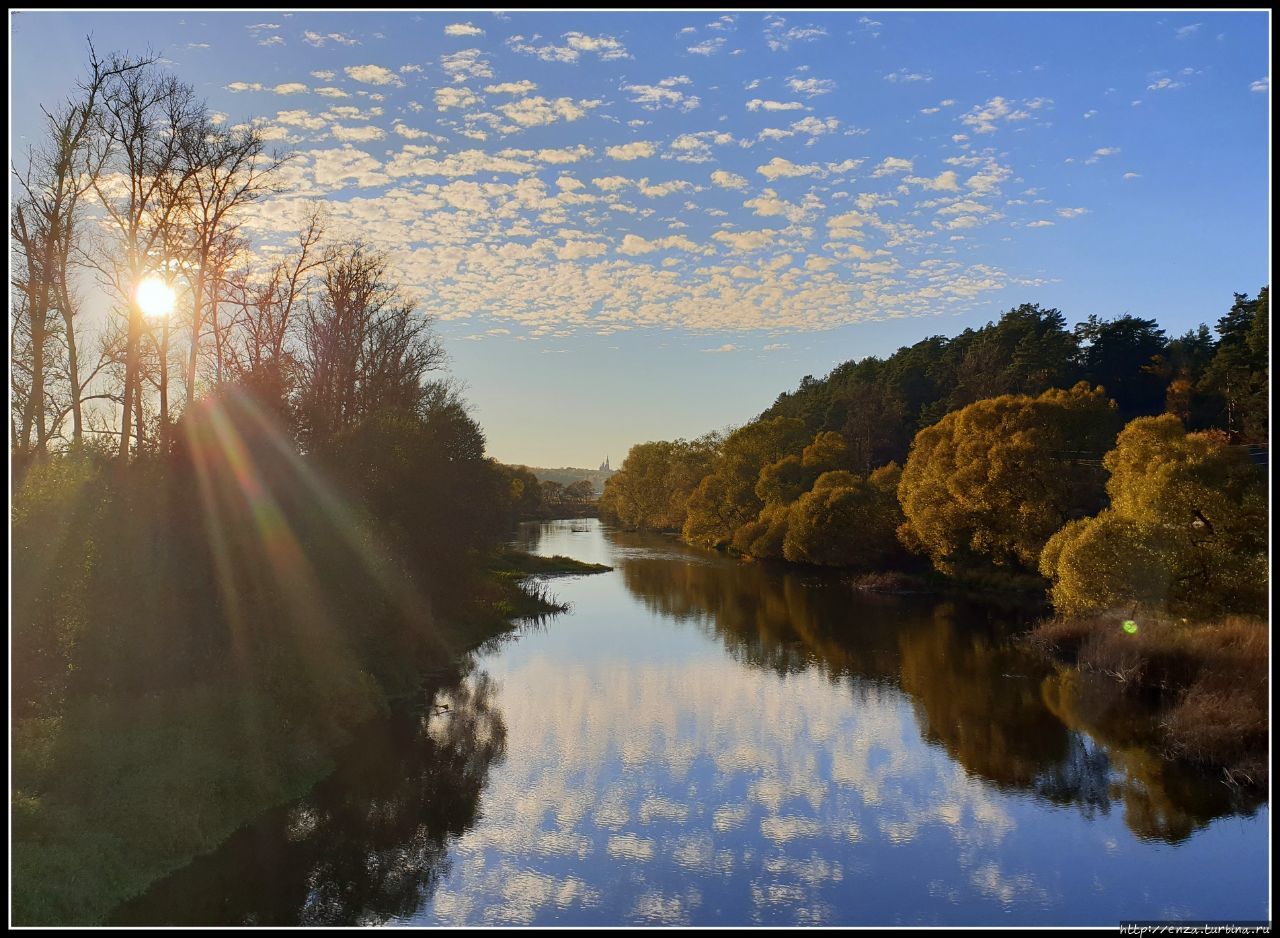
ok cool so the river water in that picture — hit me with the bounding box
[116,518,1269,926]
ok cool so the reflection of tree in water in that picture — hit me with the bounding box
[1041,669,1265,844]
[610,531,1262,844]
[610,529,917,681]
[112,664,506,926]
[898,601,1082,789]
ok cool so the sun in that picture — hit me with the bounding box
[136,275,176,318]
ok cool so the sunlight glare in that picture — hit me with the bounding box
[136,275,176,318]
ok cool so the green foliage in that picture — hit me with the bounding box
[1073,314,1168,420]
[1197,288,1269,441]
[1040,414,1268,617]
[898,383,1120,576]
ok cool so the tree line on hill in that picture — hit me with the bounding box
[600,293,1268,621]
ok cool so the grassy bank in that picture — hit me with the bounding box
[11,556,591,926]
[1027,614,1268,788]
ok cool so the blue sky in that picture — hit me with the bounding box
[10,11,1271,467]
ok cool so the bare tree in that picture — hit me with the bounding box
[177,120,286,413]
[299,242,444,449]
[89,59,205,458]
[222,207,326,412]
[10,42,148,455]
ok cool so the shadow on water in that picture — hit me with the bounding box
[111,663,506,926]
[603,526,1265,845]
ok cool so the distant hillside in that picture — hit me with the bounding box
[521,465,616,495]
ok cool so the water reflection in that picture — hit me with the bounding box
[605,525,1261,844]
[113,665,506,926]
[115,520,1267,926]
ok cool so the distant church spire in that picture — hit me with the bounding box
[599,455,610,472]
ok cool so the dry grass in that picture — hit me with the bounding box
[1027,612,1269,787]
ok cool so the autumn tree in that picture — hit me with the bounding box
[1040,414,1268,618]
[783,463,906,568]
[897,383,1120,576]
[599,434,720,531]
[682,417,809,550]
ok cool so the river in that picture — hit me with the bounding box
[114,518,1269,926]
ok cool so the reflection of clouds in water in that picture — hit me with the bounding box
[607,832,656,860]
[412,650,1045,924]
[969,861,1052,909]
[631,887,702,925]
[713,803,750,832]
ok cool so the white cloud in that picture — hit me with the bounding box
[786,77,835,96]
[712,228,778,251]
[764,17,828,52]
[623,76,700,111]
[508,31,630,63]
[498,96,599,129]
[485,80,538,96]
[606,141,657,161]
[1026,220,1055,228]
[756,157,821,180]
[314,87,349,99]
[1250,77,1269,93]
[435,87,480,111]
[272,82,308,95]
[331,124,386,143]
[703,343,738,353]
[393,123,433,140]
[688,37,726,55]
[226,81,264,93]
[618,233,699,255]
[746,99,805,112]
[345,64,403,87]
[791,115,840,138]
[499,144,595,165]
[274,109,327,130]
[441,49,493,83]
[711,169,749,190]
[884,69,931,83]
[1147,77,1183,91]
[1057,207,1089,219]
[445,22,485,37]
[904,170,960,191]
[1175,23,1202,40]
[303,30,359,47]
[871,156,914,177]
[1122,172,1141,180]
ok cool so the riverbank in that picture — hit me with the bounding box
[11,551,604,926]
[1026,613,1269,789]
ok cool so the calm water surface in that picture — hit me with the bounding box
[117,518,1269,926]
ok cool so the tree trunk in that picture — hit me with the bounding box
[119,305,138,459]
[185,255,207,409]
